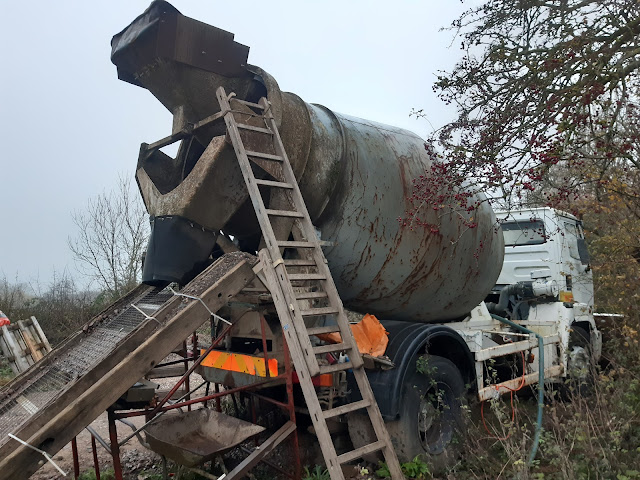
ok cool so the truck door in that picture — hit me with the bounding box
[559,218,594,310]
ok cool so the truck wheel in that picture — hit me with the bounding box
[347,355,467,472]
[565,325,593,395]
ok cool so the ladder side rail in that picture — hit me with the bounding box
[216,87,320,376]
[262,101,364,368]
[262,97,401,477]
[216,88,281,258]
[287,226,363,369]
[259,250,346,480]
[351,366,405,478]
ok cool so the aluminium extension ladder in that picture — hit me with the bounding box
[216,86,403,480]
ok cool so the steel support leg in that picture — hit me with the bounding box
[91,435,101,480]
[108,410,124,480]
[71,437,80,479]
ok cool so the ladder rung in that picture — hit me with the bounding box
[313,343,349,355]
[294,291,328,300]
[284,259,317,266]
[323,399,371,419]
[234,99,265,110]
[319,362,353,375]
[254,179,293,189]
[301,307,339,316]
[265,209,304,218]
[237,123,272,134]
[307,325,341,336]
[289,273,326,281]
[277,241,316,248]
[337,441,386,464]
[246,150,283,161]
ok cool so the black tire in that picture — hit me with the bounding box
[348,355,467,473]
[564,325,594,396]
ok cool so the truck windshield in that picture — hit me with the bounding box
[501,220,546,246]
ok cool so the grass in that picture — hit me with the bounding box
[443,322,640,479]
[376,456,430,479]
[303,465,331,480]
[78,468,115,480]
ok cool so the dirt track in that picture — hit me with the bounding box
[30,411,160,480]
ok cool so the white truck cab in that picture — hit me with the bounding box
[494,207,602,362]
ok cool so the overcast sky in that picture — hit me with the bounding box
[1,0,469,290]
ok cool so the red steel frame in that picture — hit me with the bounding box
[69,314,302,480]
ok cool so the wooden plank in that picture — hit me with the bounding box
[277,241,315,248]
[144,130,188,153]
[254,179,293,189]
[295,291,328,300]
[323,400,371,419]
[17,320,42,362]
[233,99,265,110]
[236,123,272,134]
[319,362,353,375]
[284,259,318,267]
[265,209,304,218]
[265,181,297,251]
[245,150,283,161]
[0,260,255,480]
[337,441,385,465]
[225,422,296,480]
[0,325,30,372]
[288,273,326,281]
[307,325,341,336]
[27,321,50,355]
[192,110,226,131]
[301,307,339,316]
[313,343,349,355]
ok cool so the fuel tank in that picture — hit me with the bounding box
[111,1,504,322]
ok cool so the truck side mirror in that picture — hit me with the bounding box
[577,238,590,266]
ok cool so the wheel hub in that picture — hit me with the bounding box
[568,345,590,380]
[417,386,450,453]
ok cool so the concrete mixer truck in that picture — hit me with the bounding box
[111,1,601,469]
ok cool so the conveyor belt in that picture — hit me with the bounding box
[0,253,255,479]
[0,286,170,447]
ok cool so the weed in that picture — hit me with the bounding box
[443,319,640,480]
[303,465,330,480]
[376,456,430,479]
[78,468,115,480]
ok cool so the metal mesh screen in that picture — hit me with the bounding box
[0,287,173,446]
